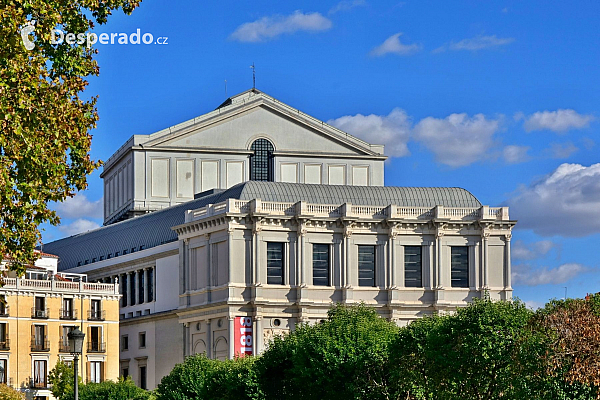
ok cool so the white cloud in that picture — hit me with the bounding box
[435,35,514,52]
[512,240,555,260]
[370,33,421,57]
[54,193,103,219]
[229,11,332,42]
[546,142,578,159]
[523,109,594,133]
[524,300,543,310]
[512,263,588,286]
[58,218,101,237]
[413,113,501,167]
[329,0,366,14]
[503,145,530,164]
[507,163,600,236]
[328,108,412,157]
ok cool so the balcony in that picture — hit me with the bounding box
[0,339,9,351]
[0,304,8,317]
[59,308,78,320]
[58,340,70,353]
[30,337,50,352]
[87,341,106,353]
[30,378,48,389]
[88,309,106,321]
[31,307,49,319]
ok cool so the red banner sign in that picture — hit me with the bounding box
[234,316,253,357]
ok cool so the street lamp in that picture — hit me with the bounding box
[68,328,85,400]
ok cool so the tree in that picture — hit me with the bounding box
[0,0,140,274]
[389,297,552,400]
[254,304,399,400]
[48,360,80,399]
[535,293,600,398]
[0,384,25,400]
[155,354,262,400]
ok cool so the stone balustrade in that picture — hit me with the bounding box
[1,278,119,294]
[185,198,509,223]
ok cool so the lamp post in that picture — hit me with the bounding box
[68,328,85,400]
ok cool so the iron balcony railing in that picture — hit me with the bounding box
[58,339,70,353]
[30,337,50,352]
[88,309,106,321]
[30,377,48,389]
[0,339,9,351]
[59,308,78,320]
[87,341,106,353]
[31,307,49,319]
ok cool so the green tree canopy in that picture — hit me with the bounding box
[0,0,139,274]
[155,354,261,400]
[254,304,399,400]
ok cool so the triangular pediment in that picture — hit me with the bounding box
[140,90,384,157]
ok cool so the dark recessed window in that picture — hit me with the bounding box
[312,244,330,286]
[267,243,284,285]
[358,245,376,287]
[107,254,112,259]
[451,247,469,288]
[404,246,422,288]
[123,249,128,255]
[99,256,104,261]
[115,251,119,257]
[250,139,274,182]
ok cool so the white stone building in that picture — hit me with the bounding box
[42,89,515,390]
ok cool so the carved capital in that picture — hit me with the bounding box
[481,231,490,240]
[435,231,445,239]
[343,229,353,239]
[504,233,512,242]
[297,225,307,237]
[389,228,399,239]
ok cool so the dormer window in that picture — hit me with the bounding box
[250,139,274,182]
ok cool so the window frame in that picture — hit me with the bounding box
[266,242,285,285]
[358,245,376,287]
[312,243,331,286]
[404,246,423,288]
[450,246,469,288]
[249,138,274,182]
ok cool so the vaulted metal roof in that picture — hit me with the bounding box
[43,182,480,272]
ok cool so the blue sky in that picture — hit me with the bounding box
[41,0,600,309]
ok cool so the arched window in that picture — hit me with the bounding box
[250,139,274,181]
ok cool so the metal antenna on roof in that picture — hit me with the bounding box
[250,62,256,89]
[224,79,227,97]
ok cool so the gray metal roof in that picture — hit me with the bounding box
[42,182,480,272]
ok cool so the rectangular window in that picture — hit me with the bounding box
[61,298,74,319]
[0,323,7,351]
[451,246,469,288]
[404,246,423,287]
[0,359,6,384]
[122,368,129,378]
[33,360,47,388]
[266,243,284,285]
[89,326,101,352]
[138,270,144,304]
[147,268,154,302]
[312,244,330,286]
[33,325,46,349]
[358,245,376,287]
[130,272,136,306]
[139,366,147,390]
[121,335,129,351]
[90,361,102,383]
[90,299,102,320]
[61,326,74,352]
[139,332,146,349]
[121,274,128,307]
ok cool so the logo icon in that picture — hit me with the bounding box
[20,21,35,50]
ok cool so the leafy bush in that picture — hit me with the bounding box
[255,303,399,400]
[0,384,25,400]
[155,354,261,400]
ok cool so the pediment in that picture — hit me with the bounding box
[141,92,383,157]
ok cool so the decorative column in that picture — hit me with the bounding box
[206,319,212,359]
[228,316,235,359]
[298,225,307,287]
[389,229,398,288]
[504,233,512,290]
[435,230,444,289]
[482,231,490,289]
[255,316,263,355]
[253,220,262,286]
